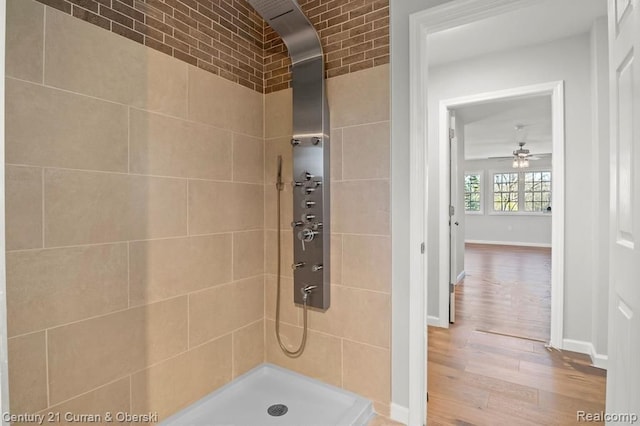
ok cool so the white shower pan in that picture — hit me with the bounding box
[161,363,374,426]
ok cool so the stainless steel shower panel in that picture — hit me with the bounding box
[248,0,330,310]
[290,56,330,309]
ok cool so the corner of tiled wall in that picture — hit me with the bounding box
[6,0,392,420]
[263,64,392,416]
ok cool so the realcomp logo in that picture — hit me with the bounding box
[577,411,639,423]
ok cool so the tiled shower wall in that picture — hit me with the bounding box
[5,0,391,420]
[34,0,266,92]
[31,0,389,94]
[6,0,264,418]
[263,65,391,415]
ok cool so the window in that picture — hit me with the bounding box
[464,173,482,212]
[490,170,552,213]
[524,171,552,212]
[493,173,519,212]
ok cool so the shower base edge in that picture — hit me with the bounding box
[161,363,374,426]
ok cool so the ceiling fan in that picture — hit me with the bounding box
[487,125,550,167]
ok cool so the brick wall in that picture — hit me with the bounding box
[34,0,390,93]
[36,0,266,92]
[264,0,389,93]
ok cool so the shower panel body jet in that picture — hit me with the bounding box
[248,0,330,310]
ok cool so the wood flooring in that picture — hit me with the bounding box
[427,244,607,425]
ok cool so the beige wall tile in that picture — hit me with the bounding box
[264,136,294,231]
[8,331,47,413]
[43,378,130,426]
[265,320,342,387]
[45,170,187,247]
[342,122,390,180]
[265,184,293,230]
[265,89,292,139]
[330,128,343,181]
[327,65,390,128]
[342,235,391,293]
[129,234,232,306]
[6,79,128,172]
[233,320,264,378]
[7,243,128,337]
[5,165,42,251]
[129,108,232,179]
[264,230,293,278]
[47,297,188,404]
[265,137,293,185]
[343,340,391,405]
[331,234,343,285]
[309,286,390,348]
[188,67,263,137]
[233,133,264,184]
[189,276,263,347]
[188,283,235,347]
[6,0,44,83]
[234,276,265,329]
[265,275,300,326]
[332,180,390,235]
[131,335,232,420]
[233,230,264,280]
[44,8,188,117]
[188,181,263,234]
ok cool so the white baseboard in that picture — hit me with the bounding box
[389,403,409,425]
[427,315,441,327]
[562,338,608,370]
[456,270,466,283]
[465,239,552,248]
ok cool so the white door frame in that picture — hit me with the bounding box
[406,1,554,424]
[437,84,565,344]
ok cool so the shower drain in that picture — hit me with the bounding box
[267,404,288,417]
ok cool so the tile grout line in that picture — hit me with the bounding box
[45,329,50,408]
[41,168,45,249]
[41,4,46,85]
[126,242,130,308]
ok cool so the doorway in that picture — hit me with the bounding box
[402,0,611,424]
[445,91,558,344]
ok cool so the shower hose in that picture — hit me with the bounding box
[275,155,309,358]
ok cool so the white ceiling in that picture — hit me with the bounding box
[455,95,552,160]
[433,0,606,160]
[428,0,607,66]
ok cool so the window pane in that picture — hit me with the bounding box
[524,171,552,212]
[493,173,519,211]
[464,173,481,212]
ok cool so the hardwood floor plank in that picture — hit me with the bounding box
[427,244,606,424]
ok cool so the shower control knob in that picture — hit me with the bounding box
[292,262,305,270]
[302,199,316,208]
[311,222,323,230]
[304,171,314,181]
[311,264,323,272]
[291,138,301,146]
[312,137,321,145]
[303,187,316,194]
[291,221,304,228]
[303,213,316,221]
[292,181,303,187]
[298,228,318,242]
